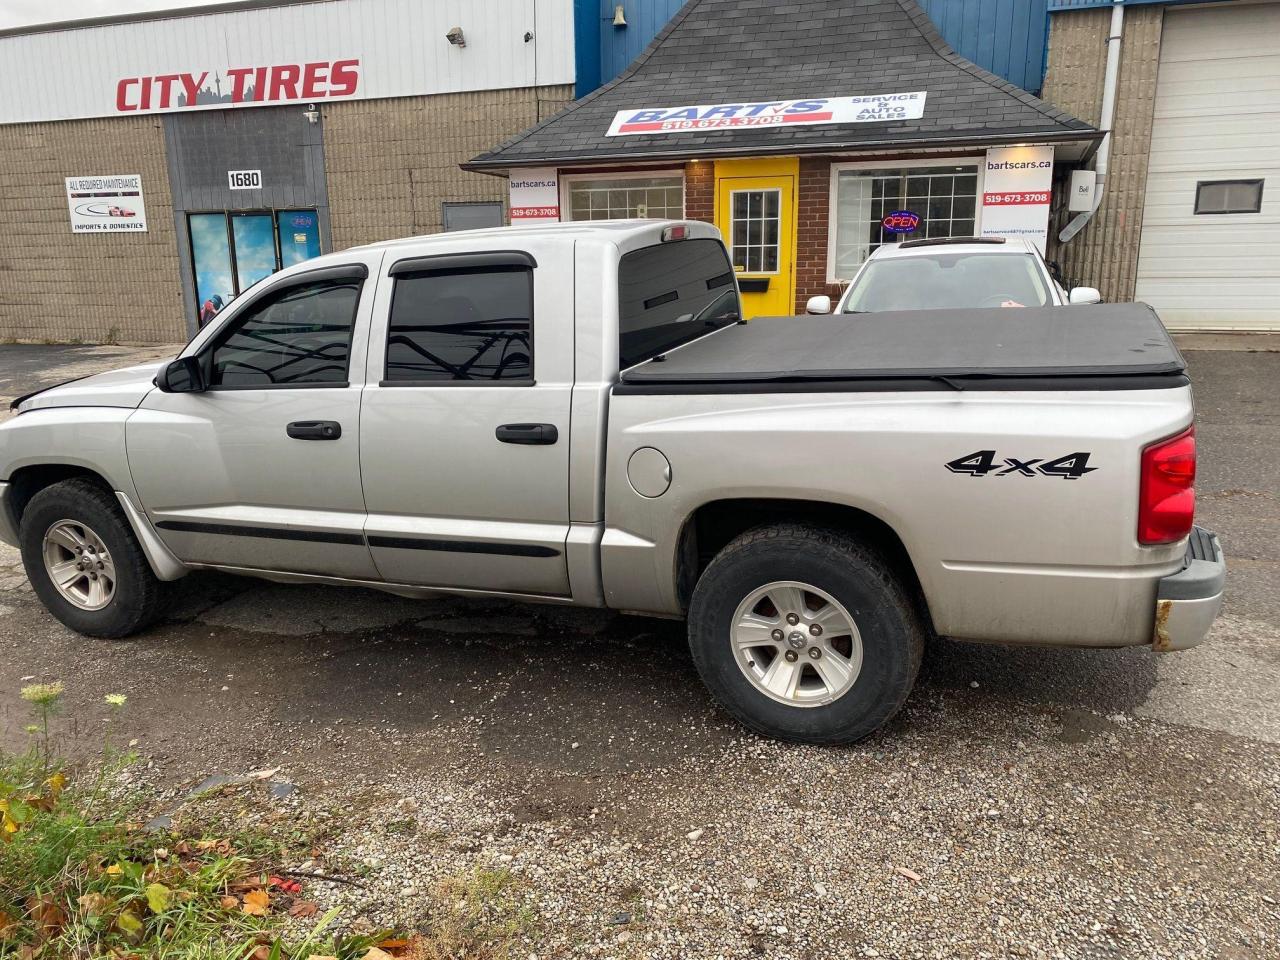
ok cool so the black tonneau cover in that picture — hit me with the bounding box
[617,303,1187,393]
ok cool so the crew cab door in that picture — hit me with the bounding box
[127,255,383,579]
[359,242,573,595]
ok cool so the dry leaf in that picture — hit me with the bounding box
[77,893,111,916]
[241,889,270,916]
[377,939,410,950]
[26,895,66,940]
[0,912,18,940]
[220,896,240,910]
[245,947,272,960]
[360,949,396,960]
[893,866,922,882]
[288,900,319,919]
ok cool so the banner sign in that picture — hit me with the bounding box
[509,168,560,223]
[980,146,1054,252]
[606,92,927,136]
[65,174,148,233]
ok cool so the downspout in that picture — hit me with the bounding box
[1059,0,1125,243]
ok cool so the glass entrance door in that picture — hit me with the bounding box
[188,209,321,326]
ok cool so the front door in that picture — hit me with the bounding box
[358,239,575,596]
[127,253,384,580]
[715,158,798,318]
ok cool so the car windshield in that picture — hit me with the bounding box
[841,252,1051,312]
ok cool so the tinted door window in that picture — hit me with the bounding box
[208,278,361,387]
[386,268,533,382]
[618,238,740,369]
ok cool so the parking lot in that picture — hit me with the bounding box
[1,341,1277,959]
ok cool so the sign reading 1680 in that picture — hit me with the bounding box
[227,169,263,190]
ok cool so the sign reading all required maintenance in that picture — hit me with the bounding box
[64,174,148,233]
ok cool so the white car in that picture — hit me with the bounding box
[806,237,1102,314]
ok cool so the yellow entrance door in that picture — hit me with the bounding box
[715,158,799,318]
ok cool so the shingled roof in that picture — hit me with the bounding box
[467,0,1099,171]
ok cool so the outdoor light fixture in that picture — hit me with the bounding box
[446,26,466,47]
[612,4,627,28]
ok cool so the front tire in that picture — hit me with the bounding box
[19,478,165,638]
[688,523,924,744]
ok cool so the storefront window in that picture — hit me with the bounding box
[566,176,683,220]
[189,209,321,326]
[831,164,979,279]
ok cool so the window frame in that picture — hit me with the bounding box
[198,263,368,392]
[380,252,537,388]
[559,169,686,222]
[727,187,783,276]
[1193,179,1264,215]
[186,207,323,315]
[825,157,986,284]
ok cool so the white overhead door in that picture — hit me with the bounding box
[1135,2,1280,331]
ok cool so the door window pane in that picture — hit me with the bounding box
[208,278,361,387]
[190,213,234,325]
[231,214,278,291]
[832,165,980,279]
[566,176,684,220]
[729,188,781,275]
[386,269,533,382]
[618,238,740,369]
[278,210,322,265]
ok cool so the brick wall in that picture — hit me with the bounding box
[323,85,573,249]
[684,160,714,222]
[796,158,844,312]
[0,116,185,344]
[1042,6,1164,300]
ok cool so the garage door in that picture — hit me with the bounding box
[1134,2,1280,331]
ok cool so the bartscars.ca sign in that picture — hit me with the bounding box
[606,93,927,136]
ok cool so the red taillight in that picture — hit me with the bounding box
[1138,425,1196,545]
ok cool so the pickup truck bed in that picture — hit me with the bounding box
[619,303,1187,390]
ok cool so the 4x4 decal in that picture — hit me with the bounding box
[946,450,1096,480]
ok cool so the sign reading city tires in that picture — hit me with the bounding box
[228,169,262,190]
[65,174,147,233]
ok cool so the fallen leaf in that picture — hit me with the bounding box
[241,889,270,916]
[377,939,410,950]
[26,895,66,940]
[360,949,396,960]
[220,896,240,911]
[105,864,124,876]
[0,912,18,939]
[46,772,67,799]
[269,875,302,894]
[145,883,171,914]
[893,866,922,882]
[245,946,271,960]
[77,893,111,916]
[288,901,319,919]
[114,909,143,941]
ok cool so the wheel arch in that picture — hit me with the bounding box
[675,497,934,632]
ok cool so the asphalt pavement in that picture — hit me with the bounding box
[0,339,1276,959]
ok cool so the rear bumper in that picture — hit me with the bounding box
[1153,526,1225,652]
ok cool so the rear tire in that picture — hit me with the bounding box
[688,523,924,744]
[19,478,165,638]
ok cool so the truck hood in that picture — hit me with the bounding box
[12,359,172,414]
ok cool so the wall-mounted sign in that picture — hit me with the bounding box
[882,210,920,234]
[509,168,560,223]
[606,93,927,136]
[0,0,576,125]
[226,170,261,190]
[980,146,1054,252]
[227,169,263,190]
[65,174,148,233]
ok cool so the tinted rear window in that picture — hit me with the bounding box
[618,239,740,369]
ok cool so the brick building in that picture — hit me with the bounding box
[469,0,1102,320]
[0,0,574,344]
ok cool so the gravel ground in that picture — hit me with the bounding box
[0,343,1277,959]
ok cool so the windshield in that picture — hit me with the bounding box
[841,252,1051,312]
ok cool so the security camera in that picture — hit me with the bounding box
[303,104,319,124]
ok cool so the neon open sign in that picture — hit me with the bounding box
[882,210,920,233]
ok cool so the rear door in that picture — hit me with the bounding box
[358,241,574,595]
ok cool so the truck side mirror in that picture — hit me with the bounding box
[1068,286,1102,305]
[157,356,206,393]
[805,295,832,315]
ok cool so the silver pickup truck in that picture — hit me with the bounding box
[0,220,1225,743]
